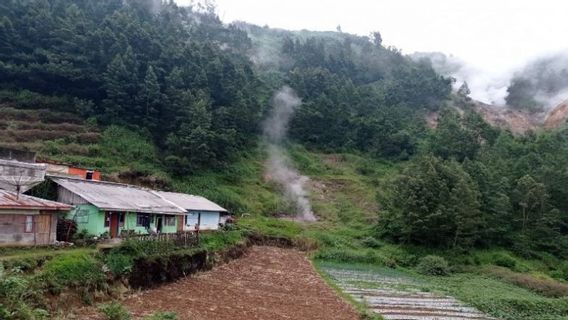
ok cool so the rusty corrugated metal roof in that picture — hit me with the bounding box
[0,190,71,211]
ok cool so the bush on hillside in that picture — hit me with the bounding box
[416,255,450,276]
[42,252,105,290]
[144,311,178,320]
[99,302,131,320]
[552,262,568,281]
[492,252,517,269]
[0,264,48,320]
[361,236,384,248]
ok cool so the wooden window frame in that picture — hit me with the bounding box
[24,215,33,233]
[164,216,176,227]
[136,213,149,227]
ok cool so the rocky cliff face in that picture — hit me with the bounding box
[544,100,568,129]
[473,102,545,134]
[428,98,568,134]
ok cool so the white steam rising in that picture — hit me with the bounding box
[412,51,568,108]
[263,86,316,222]
[411,52,511,105]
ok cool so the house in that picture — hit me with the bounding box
[51,177,186,238]
[0,190,71,246]
[39,160,101,181]
[156,191,228,231]
[0,159,47,193]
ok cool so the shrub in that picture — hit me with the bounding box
[104,253,134,276]
[361,236,383,248]
[416,255,450,276]
[144,311,178,320]
[552,262,568,281]
[109,239,178,258]
[492,252,517,269]
[0,264,47,320]
[99,302,131,320]
[42,252,105,290]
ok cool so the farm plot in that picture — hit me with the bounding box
[82,246,359,320]
[320,264,494,320]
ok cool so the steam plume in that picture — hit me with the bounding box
[411,52,510,105]
[263,86,316,222]
[412,51,568,109]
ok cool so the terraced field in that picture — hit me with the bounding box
[0,106,100,156]
[321,265,494,320]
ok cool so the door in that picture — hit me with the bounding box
[35,214,52,245]
[109,212,119,238]
[177,215,184,232]
[156,215,163,233]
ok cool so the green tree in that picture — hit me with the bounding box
[430,109,480,161]
[379,156,482,248]
[138,65,162,133]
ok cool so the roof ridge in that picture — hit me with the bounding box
[151,190,187,213]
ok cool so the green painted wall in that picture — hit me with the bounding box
[122,213,178,234]
[123,212,147,234]
[67,204,108,235]
[67,206,179,236]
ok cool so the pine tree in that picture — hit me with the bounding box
[139,65,162,133]
[103,50,139,123]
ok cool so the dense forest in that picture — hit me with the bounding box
[0,0,567,260]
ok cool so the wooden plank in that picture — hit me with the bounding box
[35,214,52,245]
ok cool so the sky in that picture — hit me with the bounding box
[175,0,568,105]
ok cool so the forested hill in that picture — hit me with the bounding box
[0,0,265,174]
[0,0,451,170]
[1,0,568,259]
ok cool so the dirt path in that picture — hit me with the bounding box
[101,246,359,320]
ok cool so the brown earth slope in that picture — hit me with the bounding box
[544,100,568,129]
[84,246,359,320]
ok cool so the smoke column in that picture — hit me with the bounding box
[263,86,316,222]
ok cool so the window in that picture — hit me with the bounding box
[86,171,94,180]
[136,213,150,227]
[164,216,176,226]
[104,212,110,227]
[25,216,33,233]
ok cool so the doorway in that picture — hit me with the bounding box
[36,214,52,245]
[156,215,163,233]
[109,212,119,238]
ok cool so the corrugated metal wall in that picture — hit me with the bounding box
[57,185,89,205]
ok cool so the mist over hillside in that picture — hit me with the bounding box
[412,51,568,111]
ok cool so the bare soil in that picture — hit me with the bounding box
[84,246,359,320]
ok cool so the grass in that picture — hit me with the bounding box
[0,247,96,274]
[41,251,106,289]
[424,272,568,319]
[316,260,568,320]
[0,247,95,260]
